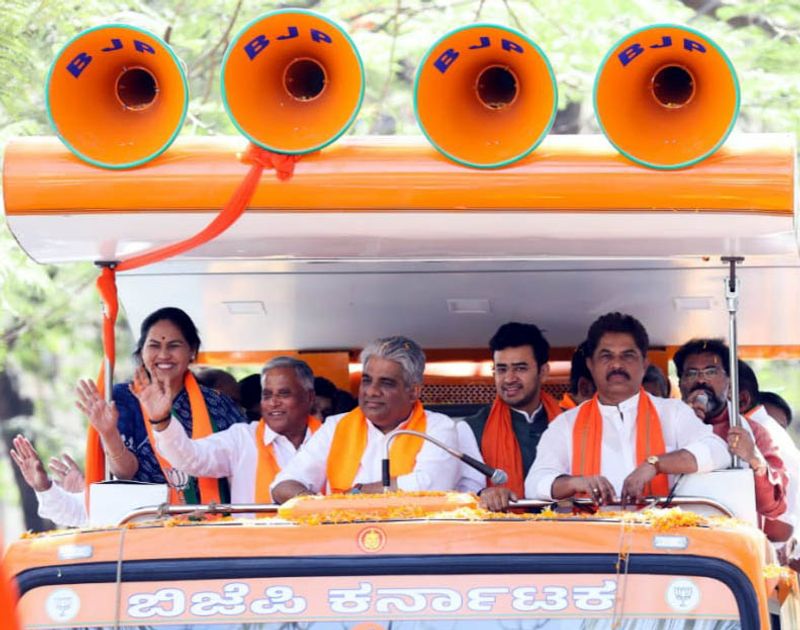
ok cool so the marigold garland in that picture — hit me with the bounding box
[13,495,755,535]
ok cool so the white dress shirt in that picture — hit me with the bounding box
[526,391,730,500]
[154,418,313,503]
[748,404,800,528]
[455,420,488,494]
[36,484,87,527]
[272,409,460,493]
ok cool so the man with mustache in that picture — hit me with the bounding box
[673,340,791,540]
[152,357,320,504]
[526,313,729,506]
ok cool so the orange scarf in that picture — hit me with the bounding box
[744,405,760,420]
[481,394,560,497]
[560,392,578,411]
[142,371,219,504]
[572,388,668,496]
[541,391,563,422]
[327,401,427,493]
[254,416,321,503]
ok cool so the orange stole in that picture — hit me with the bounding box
[541,391,563,422]
[572,388,669,496]
[482,395,559,497]
[560,392,578,411]
[744,405,761,420]
[254,416,321,503]
[327,401,427,493]
[142,371,220,504]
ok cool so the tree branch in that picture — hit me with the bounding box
[678,0,798,43]
[189,0,245,79]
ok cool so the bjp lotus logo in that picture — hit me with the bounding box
[357,526,386,553]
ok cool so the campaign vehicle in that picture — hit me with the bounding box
[3,11,800,629]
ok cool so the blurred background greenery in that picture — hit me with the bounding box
[1,0,798,537]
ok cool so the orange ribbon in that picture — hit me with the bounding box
[86,145,303,509]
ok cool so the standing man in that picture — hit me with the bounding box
[464,322,559,511]
[152,357,320,504]
[673,341,792,539]
[272,336,460,501]
[527,313,729,505]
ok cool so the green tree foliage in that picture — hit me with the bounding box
[0,0,798,530]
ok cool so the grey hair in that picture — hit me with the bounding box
[359,336,426,387]
[261,356,315,392]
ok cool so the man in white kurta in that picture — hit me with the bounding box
[525,313,729,503]
[272,336,460,500]
[272,408,459,495]
[526,390,730,500]
[153,357,318,504]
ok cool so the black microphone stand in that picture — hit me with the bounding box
[381,429,508,492]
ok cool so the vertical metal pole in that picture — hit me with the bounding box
[722,256,744,469]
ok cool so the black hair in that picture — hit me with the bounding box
[568,340,593,395]
[314,376,338,400]
[333,389,357,414]
[133,307,201,362]
[759,391,793,426]
[737,359,760,401]
[643,364,671,398]
[489,322,550,369]
[585,312,649,358]
[195,368,237,390]
[672,338,730,377]
[238,373,262,421]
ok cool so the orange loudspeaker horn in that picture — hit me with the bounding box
[221,9,364,154]
[414,24,557,169]
[594,24,740,170]
[46,24,188,169]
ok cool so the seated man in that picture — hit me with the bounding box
[673,342,790,539]
[462,322,559,511]
[152,357,320,504]
[527,312,729,505]
[272,336,460,501]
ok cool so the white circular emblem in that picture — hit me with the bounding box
[45,588,80,621]
[666,578,700,612]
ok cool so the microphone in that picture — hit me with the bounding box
[381,429,508,491]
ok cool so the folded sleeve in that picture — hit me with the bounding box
[153,418,241,479]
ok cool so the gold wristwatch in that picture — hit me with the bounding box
[645,455,660,472]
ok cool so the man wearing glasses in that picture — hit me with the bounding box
[673,339,790,540]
